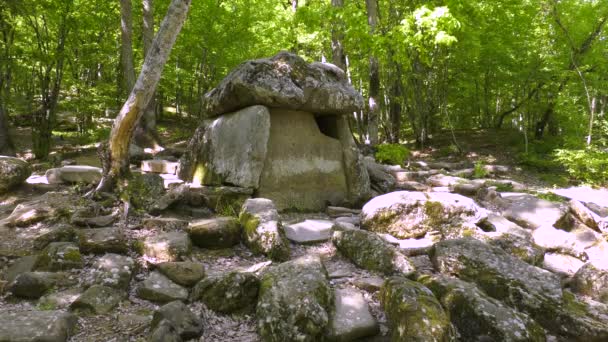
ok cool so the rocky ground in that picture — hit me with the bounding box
[1,150,608,342]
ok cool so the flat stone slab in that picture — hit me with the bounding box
[137,271,188,304]
[0,310,76,342]
[328,288,379,341]
[284,219,334,244]
[141,160,179,174]
[502,194,566,229]
[553,187,608,209]
[45,165,102,184]
[78,228,128,254]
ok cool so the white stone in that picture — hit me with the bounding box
[284,219,334,244]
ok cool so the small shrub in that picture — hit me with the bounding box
[554,148,608,186]
[375,144,410,166]
[436,144,460,158]
[473,161,488,179]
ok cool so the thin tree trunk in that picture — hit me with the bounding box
[120,0,136,92]
[142,0,156,131]
[365,0,380,145]
[94,0,191,194]
[330,0,346,71]
[388,61,402,143]
[0,102,14,156]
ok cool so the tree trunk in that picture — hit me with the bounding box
[330,0,346,71]
[365,0,380,145]
[388,61,402,143]
[120,0,136,92]
[142,0,157,131]
[0,102,14,156]
[94,0,191,193]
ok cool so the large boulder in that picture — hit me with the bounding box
[187,217,241,248]
[332,228,415,275]
[361,191,487,239]
[191,271,259,314]
[0,310,76,342]
[572,261,608,303]
[151,301,203,341]
[502,193,566,229]
[432,238,608,340]
[45,165,102,185]
[256,255,333,342]
[203,51,363,116]
[239,198,290,261]
[380,277,455,341]
[420,274,545,341]
[0,156,31,193]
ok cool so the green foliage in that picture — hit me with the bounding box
[473,160,488,179]
[554,148,608,186]
[375,144,410,166]
[533,191,566,203]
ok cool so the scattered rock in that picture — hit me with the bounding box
[136,271,189,303]
[143,231,192,262]
[395,180,429,192]
[326,206,360,218]
[142,217,189,231]
[572,262,608,303]
[361,191,487,239]
[363,157,396,194]
[33,224,76,250]
[0,310,76,342]
[353,277,384,293]
[45,165,102,184]
[0,156,31,193]
[9,271,61,299]
[70,285,124,314]
[127,173,166,211]
[71,210,115,228]
[149,319,182,342]
[151,301,203,340]
[426,174,468,187]
[192,271,259,314]
[239,198,290,261]
[142,159,179,174]
[532,225,594,258]
[3,255,39,283]
[380,276,455,341]
[332,228,415,275]
[327,288,379,341]
[87,253,135,290]
[187,217,241,248]
[542,252,585,277]
[284,219,334,244]
[502,194,566,229]
[38,287,82,310]
[37,242,83,271]
[78,228,128,254]
[257,255,332,342]
[420,274,545,342]
[186,185,253,215]
[157,261,205,287]
[567,199,600,230]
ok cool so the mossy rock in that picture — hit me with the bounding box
[191,271,259,314]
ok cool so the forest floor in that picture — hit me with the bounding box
[1,121,605,341]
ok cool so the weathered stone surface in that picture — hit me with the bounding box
[0,156,31,193]
[480,214,545,265]
[532,225,596,258]
[4,192,76,228]
[87,253,135,290]
[257,109,348,210]
[78,228,128,254]
[332,228,415,275]
[179,106,269,189]
[335,118,372,205]
[203,52,363,116]
[142,159,179,174]
[136,271,189,303]
[327,288,379,341]
[502,194,566,229]
[361,191,487,239]
[45,165,102,184]
[363,157,396,194]
[427,174,468,187]
[572,262,608,303]
[32,224,76,250]
[37,242,83,271]
[187,217,241,248]
[143,231,192,262]
[192,271,259,314]
[3,255,39,283]
[70,285,124,314]
[149,319,182,342]
[420,274,545,342]
[568,199,600,230]
[142,217,189,231]
[70,212,115,228]
[127,173,166,211]
[380,277,454,341]
[396,180,429,192]
[284,219,333,244]
[239,198,290,261]
[257,255,333,342]
[432,238,608,340]
[157,261,205,287]
[353,277,384,293]
[327,206,360,218]
[151,301,203,340]
[38,287,82,310]
[542,252,585,277]
[9,271,61,299]
[0,310,76,342]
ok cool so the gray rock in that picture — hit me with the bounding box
[38,287,82,310]
[284,219,334,244]
[328,288,379,341]
[45,165,102,184]
[37,242,83,271]
[179,105,270,189]
[3,255,39,283]
[142,159,179,174]
[568,199,600,230]
[78,228,128,254]
[187,217,241,248]
[203,52,363,116]
[70,285,124,314]
[353,277,384,293]
[87,253,135,290]
[419,274,545,341]
[150,319,182,342]
[127,173,166,211]
[361,191,487,239]
[0,310,76,342]
[450,181,484,196]
[136,271,189,303]
[432,238,608,339]
[157,261,205,287]
[192,271,259,314]
[239,198,290,261]
[9,272,60,299]
[326,206,360,218]
[532,225,597,258]
[33,224,76,250]
[572,261,608,303]
[332,228,415,275]
[502,194,566,229]
[380,276,455,341]
[0,156,31,193]
[151,301,203,340]
[143,231,192,262]
[257,255,333,342]
[542,252,585,277]
[396,180,429,192]
[426,174,468,187]
[142,217,189,231]
[184,185,253,215]
[363,157,396,194]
